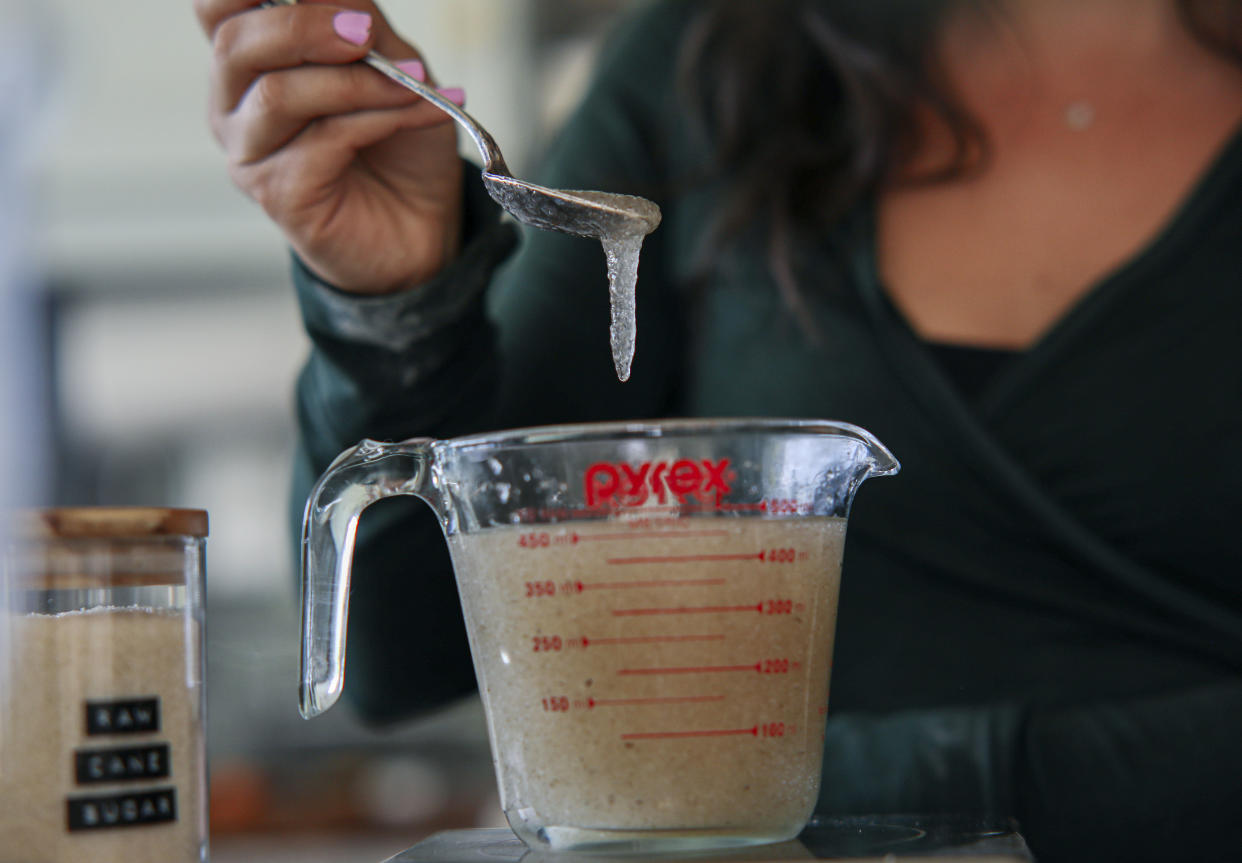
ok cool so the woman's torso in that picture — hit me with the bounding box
[660,8,1242,712]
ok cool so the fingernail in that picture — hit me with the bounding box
[333,10,372,46]
[438,86,466,107]
[395,60,426,82]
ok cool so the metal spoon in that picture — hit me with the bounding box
[262,0,662,240]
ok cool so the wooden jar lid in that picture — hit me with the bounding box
[5,509,209,590]
[12,507,208,539]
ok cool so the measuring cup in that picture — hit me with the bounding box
[302,419,898,853]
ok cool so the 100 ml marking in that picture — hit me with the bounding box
[618,722,798,741]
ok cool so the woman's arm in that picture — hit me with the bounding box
[287,0,693,722]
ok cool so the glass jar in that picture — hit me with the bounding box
[0,507,208,863]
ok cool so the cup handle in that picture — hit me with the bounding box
[299,438,435,719]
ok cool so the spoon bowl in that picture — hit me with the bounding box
[481,175,662,239]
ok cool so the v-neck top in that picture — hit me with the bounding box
[822,119,1242,702]
[923,341,1019,401]
[290,3,1242,859]
[650,120,1242,704]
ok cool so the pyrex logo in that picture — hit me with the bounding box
[584,459,733,507]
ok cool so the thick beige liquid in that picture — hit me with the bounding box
[450,516,845,841]
[0,609,205,862]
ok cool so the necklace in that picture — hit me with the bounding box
[1064,99,1096,131]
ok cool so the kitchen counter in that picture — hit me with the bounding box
[211,831,422,863]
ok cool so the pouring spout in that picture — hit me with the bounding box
[823,420,900,480]
[863,435,901,479]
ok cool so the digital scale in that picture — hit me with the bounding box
[382,815,1034,862]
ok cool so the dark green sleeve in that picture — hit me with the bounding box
[290,0,690,722]
[819,680,1242,862]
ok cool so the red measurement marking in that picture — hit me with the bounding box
[619,663,762,676]
[584,695,726,708]
[636,503,767,515]
[521,502,790,521]
[580,634,725,647]
[582,578,726,591]
[576,530,731,542]
[613,603,763,617]
[577,504,765,516]
[607,553,762,565]
[621,726,759,741]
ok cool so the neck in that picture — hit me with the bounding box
[932,0,1237,132]
[891,0,1242,177]
[946,0,1190,71]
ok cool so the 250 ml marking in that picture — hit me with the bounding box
[531,633,726,650]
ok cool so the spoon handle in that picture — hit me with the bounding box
[259,0,509,174]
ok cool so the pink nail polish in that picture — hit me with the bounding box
[438,86,466,107]
[395,60,426,82]
[333,11,371,46]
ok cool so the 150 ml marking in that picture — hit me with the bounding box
[532,633,729,651]
[576,695,727,708]
[571,634,726,648]
[542,694,728,711]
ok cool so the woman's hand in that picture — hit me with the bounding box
[195,0,465,293]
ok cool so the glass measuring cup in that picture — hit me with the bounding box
[301,419,898,853]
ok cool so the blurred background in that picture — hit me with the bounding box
[4,1,633,860]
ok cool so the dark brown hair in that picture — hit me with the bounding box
[678,0,1242,309]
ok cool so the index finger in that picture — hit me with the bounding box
[196,0,436,82]
[195,0,413,50]
[209,3,380,114]
[193,0,263,39]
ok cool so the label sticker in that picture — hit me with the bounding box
[66,787,178,832]
[74,744,171,785]
[84,698,160,736]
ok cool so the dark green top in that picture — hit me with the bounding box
[291,3,1242,860]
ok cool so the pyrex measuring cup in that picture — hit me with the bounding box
[302,419,898,853]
